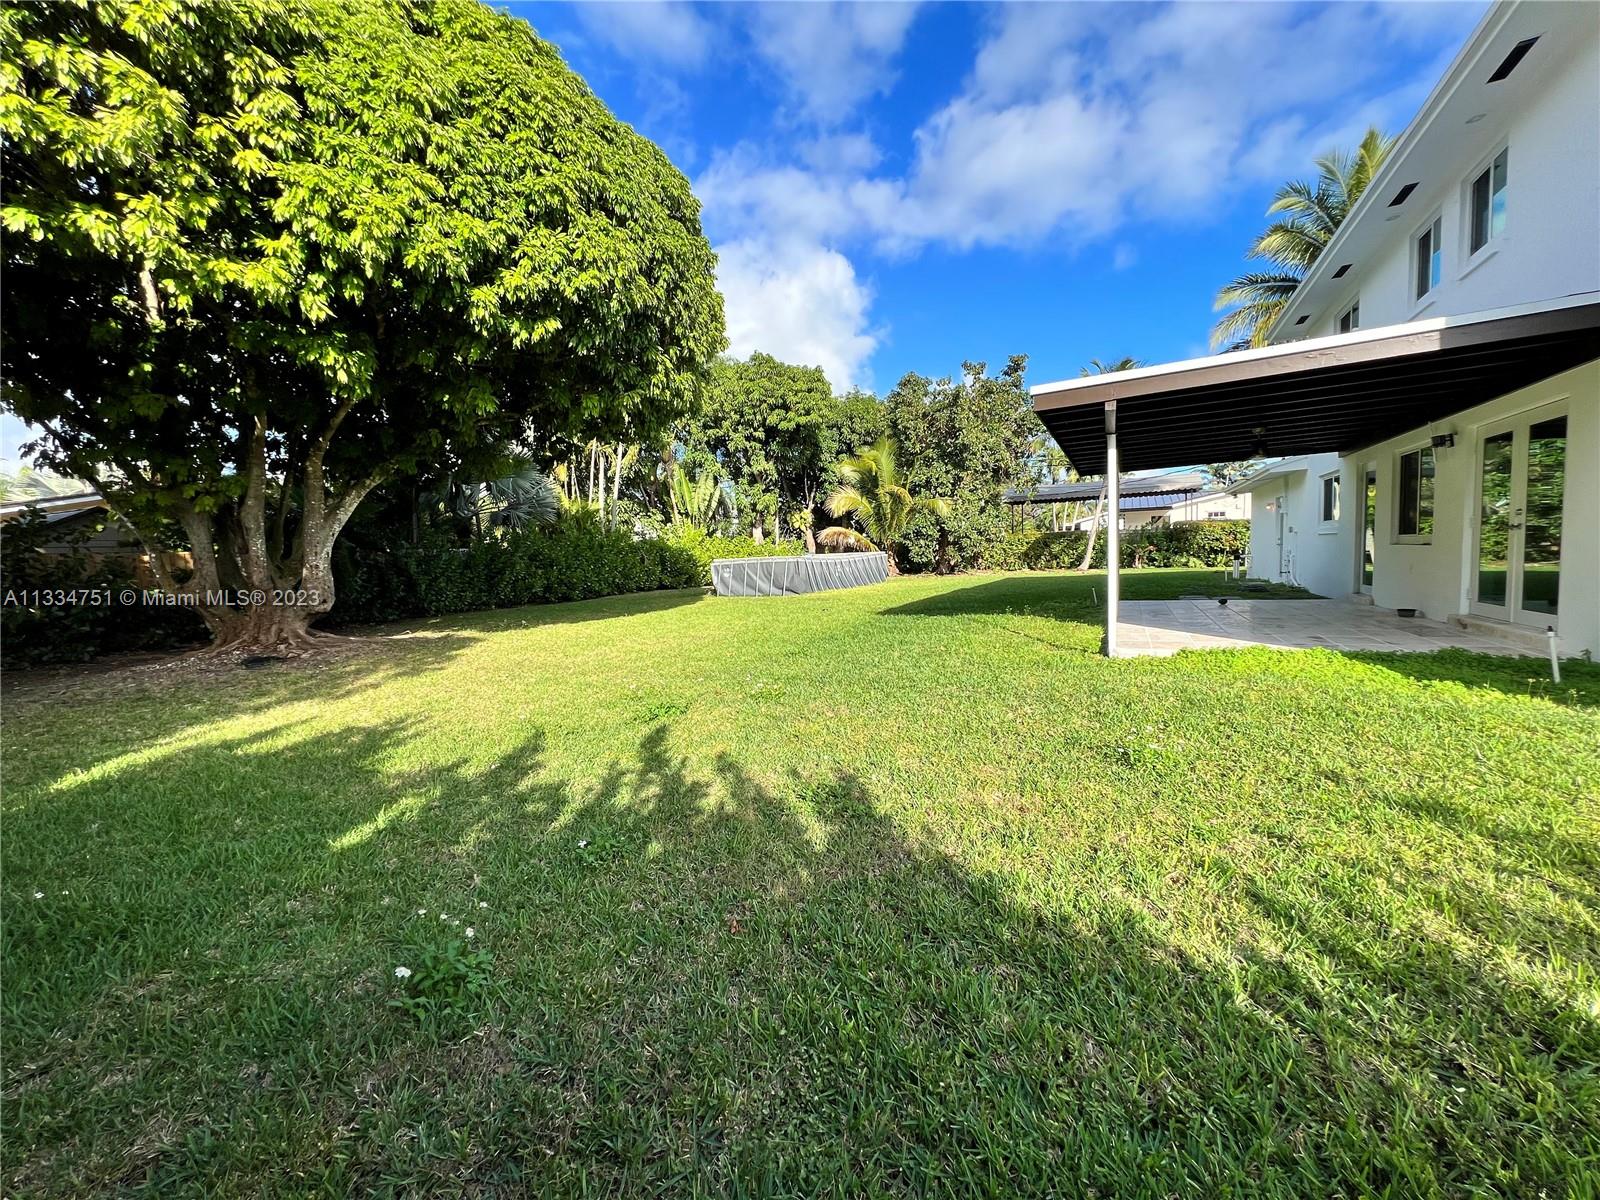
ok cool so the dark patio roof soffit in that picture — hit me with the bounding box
[1032,298,1600,476]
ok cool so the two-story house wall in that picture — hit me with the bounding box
[1235,0,1599,654]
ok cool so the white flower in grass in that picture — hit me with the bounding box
[33,891,44,900]
[416,908,427,916]
[465,927,475,939]
[439,912,449,921]
[477,901,488,909]
[394,966,412,979]
[578,839,589,848]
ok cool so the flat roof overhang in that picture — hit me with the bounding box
[1031,294,1600,475]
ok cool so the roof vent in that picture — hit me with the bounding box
[1487,36,1539,83]
[1294,315,1310,326]
[1387,182,1418,207]
[1331,263,1352,279]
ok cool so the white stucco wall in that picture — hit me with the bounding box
[1342,361,1598,656]
[1244,455,1351,598]
[1306,30,1600,338]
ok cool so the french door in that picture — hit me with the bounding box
[1471,406,1566,625]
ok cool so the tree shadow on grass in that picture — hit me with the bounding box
[3,715,1596,1196]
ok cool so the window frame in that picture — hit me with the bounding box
[1318,471,1341,533]
[1394,444,1436,544]
[1464,144,1509,263]
[1336,296,1361,334]
[1412,212,1443,307]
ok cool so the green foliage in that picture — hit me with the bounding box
[389,938,495,1031]
[886,357,1040,571]
[2,0,724,639]
[667,462,733,533]
[330,515,807,625]
[663,527,802,583]
[0,510,203,667]
[822,438,949,563]
[677,354,882,538]
[983,521,1251,572]
[1213,127,1394,348]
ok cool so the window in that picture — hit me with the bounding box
[1207,510,1227,519]
[1338,298,1360,333]
[1414,217,1442,300]
[1397,447,1435,539]
[1469,147,1507,255]
[1320,473,1340,525]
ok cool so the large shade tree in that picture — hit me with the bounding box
[1211,127,1394,350]
[1,0,724,651]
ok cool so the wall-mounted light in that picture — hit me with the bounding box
[1430,432,1456,449]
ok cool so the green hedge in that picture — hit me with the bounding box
[983,521,1250,572]
[1,510,205,668]
[330,516,804,626]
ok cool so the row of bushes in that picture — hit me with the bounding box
[1,511,205,668]
[981,521,1250,572]
[329,514,801,626]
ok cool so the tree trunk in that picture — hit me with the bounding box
[1078,484,1107,571]
[611,441,623,529]
[803,526,816,555]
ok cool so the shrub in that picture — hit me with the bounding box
[0,509,204,668]
[329,512,751,626]
[663,527,803,585]
[981,521,1249,572]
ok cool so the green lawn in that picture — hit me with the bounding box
[4,569,1597,1197]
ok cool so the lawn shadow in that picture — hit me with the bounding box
[1335,646,1600,707]
[879,570,1315,624]
[5,710,1595,1195]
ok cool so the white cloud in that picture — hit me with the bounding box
[571,1,713,69]
[698,0,1484,388]
[714,236,879,391]
[743,2,921,125]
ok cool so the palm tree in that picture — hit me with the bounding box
[668,461,732,532]
[1212,127,1395,350]
[446,457,560,536]
[821,438,949,573]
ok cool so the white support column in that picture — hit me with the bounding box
[1104,401,1120,658]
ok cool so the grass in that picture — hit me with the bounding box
[3,568,1597,1197]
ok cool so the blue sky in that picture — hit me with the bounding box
[512,0,1488,394]
[0,0,1489,467]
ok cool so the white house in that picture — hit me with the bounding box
[1004,471,1249,531]
[1031,0,1599,658]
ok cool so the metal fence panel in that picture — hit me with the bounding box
[710,552,889,597]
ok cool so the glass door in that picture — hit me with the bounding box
[1471,408,1566,625]
[1359,465,1377,593]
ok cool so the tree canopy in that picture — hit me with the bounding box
[0,0,724,648]
[885,356,1039,571]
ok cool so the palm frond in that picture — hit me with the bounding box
[817,526,877,552]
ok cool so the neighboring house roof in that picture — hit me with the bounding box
[1031,293,1599,475]
[1267,0,1593,339]
[1224,457,1314,496]
[1003,470,1214,506]
[0,491,106,523]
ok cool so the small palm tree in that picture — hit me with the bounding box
[1212,127,1395,350]
[668,462,732,532]
[821,438,949,573]
[447,457,560,536]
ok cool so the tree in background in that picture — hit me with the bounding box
[887,356,1040,572]
[679,354,837,543]
[667,462,733,533]
[1205,461,1258,487]
[821,439,949,573]
[1212,127,1394,350]
[1,0,724,652]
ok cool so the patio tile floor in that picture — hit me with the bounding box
[1113,598,1524,658]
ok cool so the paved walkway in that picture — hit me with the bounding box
[1114,598,1523,658]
